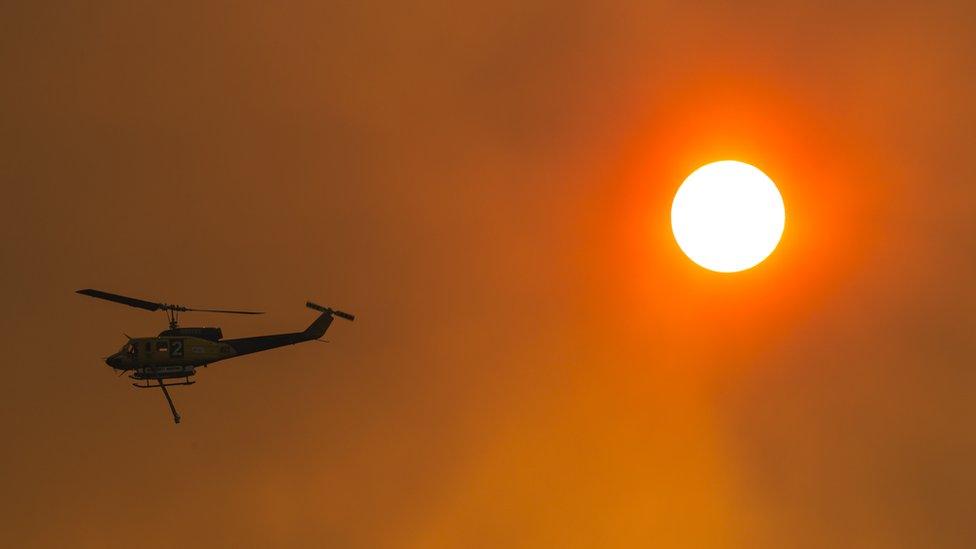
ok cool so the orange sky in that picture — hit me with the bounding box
[2,1,975,547]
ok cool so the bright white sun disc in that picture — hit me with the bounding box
[671,160,785,273]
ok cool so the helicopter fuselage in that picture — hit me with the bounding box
[105,329,236,379]
[80,290,355,423]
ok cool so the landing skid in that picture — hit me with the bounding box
[130,377,196,388]
[130,377,193,424]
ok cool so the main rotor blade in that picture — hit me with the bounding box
[77,289,263,316]
[76,289,162,312]
[184,307,264,315]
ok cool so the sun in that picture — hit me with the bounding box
[671,160,785,273]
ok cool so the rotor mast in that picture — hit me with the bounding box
[166,307,180,330]
[159,303,191,330]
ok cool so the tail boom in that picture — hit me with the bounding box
[219,301,354,358]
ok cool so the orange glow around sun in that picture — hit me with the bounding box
[587,80,880,368]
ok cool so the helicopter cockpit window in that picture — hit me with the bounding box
[125,343,136,356]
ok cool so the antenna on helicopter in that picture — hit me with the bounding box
[76,289,263,329]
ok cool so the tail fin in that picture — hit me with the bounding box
[303,302,355,339]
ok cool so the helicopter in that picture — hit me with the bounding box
[77,288,354,424]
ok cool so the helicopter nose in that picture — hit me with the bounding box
[105,355,122,369]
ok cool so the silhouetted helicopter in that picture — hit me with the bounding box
[77,289,354,424]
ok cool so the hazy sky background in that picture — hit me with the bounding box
[2,1,975,547]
